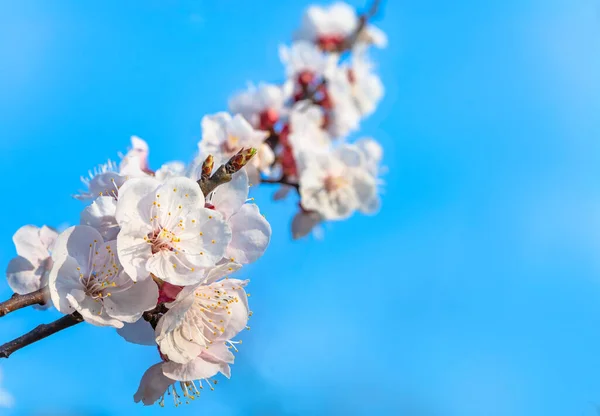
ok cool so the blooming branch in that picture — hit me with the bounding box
[0,0,387,407]
[198,148,258,195]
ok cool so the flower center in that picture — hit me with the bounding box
[317,34,345,52]
[324,175,348,192]
[148,227,180,254]
[221,135,239,154]
[78,241,120,301]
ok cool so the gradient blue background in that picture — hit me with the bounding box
[2,0,600,415]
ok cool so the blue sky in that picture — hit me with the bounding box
[2,0,600,415]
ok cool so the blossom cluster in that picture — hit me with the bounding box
[200,1,386,239]
[2,1,386,408]
[6,139,271,406]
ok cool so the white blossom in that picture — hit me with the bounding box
[6,225,58,295]
[115,176,232,285]
[199,112,269,166]
[228,83,288,130]
[134,346,231,407]
[49,225,158,328]
[298,144,378,220]
[279,41,335,80]
[155,262,247,364]
[294,2,387,50]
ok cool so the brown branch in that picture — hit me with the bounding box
[0,313,83,359]
[261,177,300,190]
[0,286,50,318]
[142,303,168,329]
[198,148,258,195]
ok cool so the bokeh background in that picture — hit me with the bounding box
[2,0,600,415]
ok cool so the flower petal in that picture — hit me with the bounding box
[134,363,174,406]
[103,272,159,323]
[80,196,120,241]
[227,204,271,264]
[117,319,156,346]
[210,170,249,220]
[115,177,160,226]
[162,352,229,382]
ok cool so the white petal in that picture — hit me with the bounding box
[204,261,242,285]
[162,353,229,382]
[115,177,160,226]
[210,170,249,220]
[116,224,153,282]
[51,226,104,272]
[12,225,48,264]
[155,291,204,364]
[227,204,271,264]
[38,226,58,250]
[175,209,232,269]
[146,250,205,286]
[80,196,120,241]
[156,177,205,227]
[291,210,322,240]
[48,255,82,314]
[216,279,249,340]
[66,291,124,328]
[117,319,156,346]
[6,256,43,295]
[134,363,174,406]
[103,273,158,323]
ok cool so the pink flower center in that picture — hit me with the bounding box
[148,227,179,254]
[324,175,348,192]
[317,34,345,51]
[258,108,279,130]
[297,70,315,87]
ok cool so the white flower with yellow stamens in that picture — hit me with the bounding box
[115,176,232,285]
[198,112,269,165]
[48,225,158,328]
[298,144,377,220]
[293,2,387,50]
[155,262,248,364]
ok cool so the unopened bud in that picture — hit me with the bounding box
[226,147,258,173]
[202,155,214,178]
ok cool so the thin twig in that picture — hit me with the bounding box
[341,0,382,51]
[0,313,83,359]
[261,177,300,190]
[0,287,50,318]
